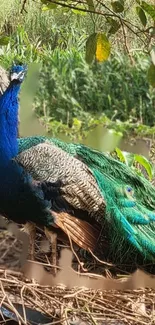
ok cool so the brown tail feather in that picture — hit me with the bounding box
[51,211,100,252]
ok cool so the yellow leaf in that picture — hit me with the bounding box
[96,33,111,62]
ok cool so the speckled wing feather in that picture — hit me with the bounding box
[16,141,105,223]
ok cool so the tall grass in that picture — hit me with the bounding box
[0,0,89,50]
[0,0,155,139]
[33,50,155,128]
[0,0,148,53]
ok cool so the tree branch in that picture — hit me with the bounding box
[20,0,150,51]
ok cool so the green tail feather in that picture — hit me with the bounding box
[93,168,155,260]
[18,136,155,261]
[74,145,155,261]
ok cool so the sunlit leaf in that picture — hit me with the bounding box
[72,5,87,15]
[111,1,124,13]
[150,49,155,65]
[140,1,155,21]
[85,33,97,64]
[147,63,155,88]
[72,117,82,129]
[42,5,49,11]
[96,33,111,62]
[0,36,10,46]
[41,1,57,10]
[41,0,57,5]
[134,154,153,180]
[86,0,95,11]
[136,6,147,26]
[115,147,128,164]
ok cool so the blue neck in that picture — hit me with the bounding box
[0,82,21,164]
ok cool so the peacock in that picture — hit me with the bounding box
[1,64,155,267]
[0,64,104,263]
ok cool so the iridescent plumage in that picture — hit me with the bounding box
[1,65,155,265]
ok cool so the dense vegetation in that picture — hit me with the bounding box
[35,51,155,129]
[0,0,155,142]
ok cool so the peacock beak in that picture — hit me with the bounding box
[10,72,20,81]
[10,70,26,82]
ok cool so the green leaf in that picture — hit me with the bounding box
[41,0,57,5]
[85,33,97,64]
[140,1,155,21]
[86,0,95,11]
[96,33,111,62]
[150,49,155,65]
[41,1,57,10]
[107,18,121,34]
[42,5,49,11]
[72,117,82,130]
[72,5,87,15]
[115,149,135,167]
[0,36,10,45]
[134,154,153,180]
[111,1,124,13]
[115,147,128,164]
[147,63,155,88]
[136,6,147,26]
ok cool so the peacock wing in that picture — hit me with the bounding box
[16,141,106,223]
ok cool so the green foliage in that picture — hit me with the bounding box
[111,1,124,13]
[147,63,155,88]
[33,50,155,133]
[115,148,154,180]
[0,0,89,55]
[86,0,95,12]
[86,33,97,64]
[107,18,121,35]
[134,154,153,180]
[115,147,129,164]
[0,26,42,66]
[1,0,155,141]
[137,1,155,21]
[0,36,10,45]
[136,6,147,26]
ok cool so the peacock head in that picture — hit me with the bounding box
[10,64,27,83]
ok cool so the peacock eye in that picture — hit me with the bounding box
[127,187,132,192]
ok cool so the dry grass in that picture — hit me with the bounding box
[0,226,155,325]
[0,267,154,325]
